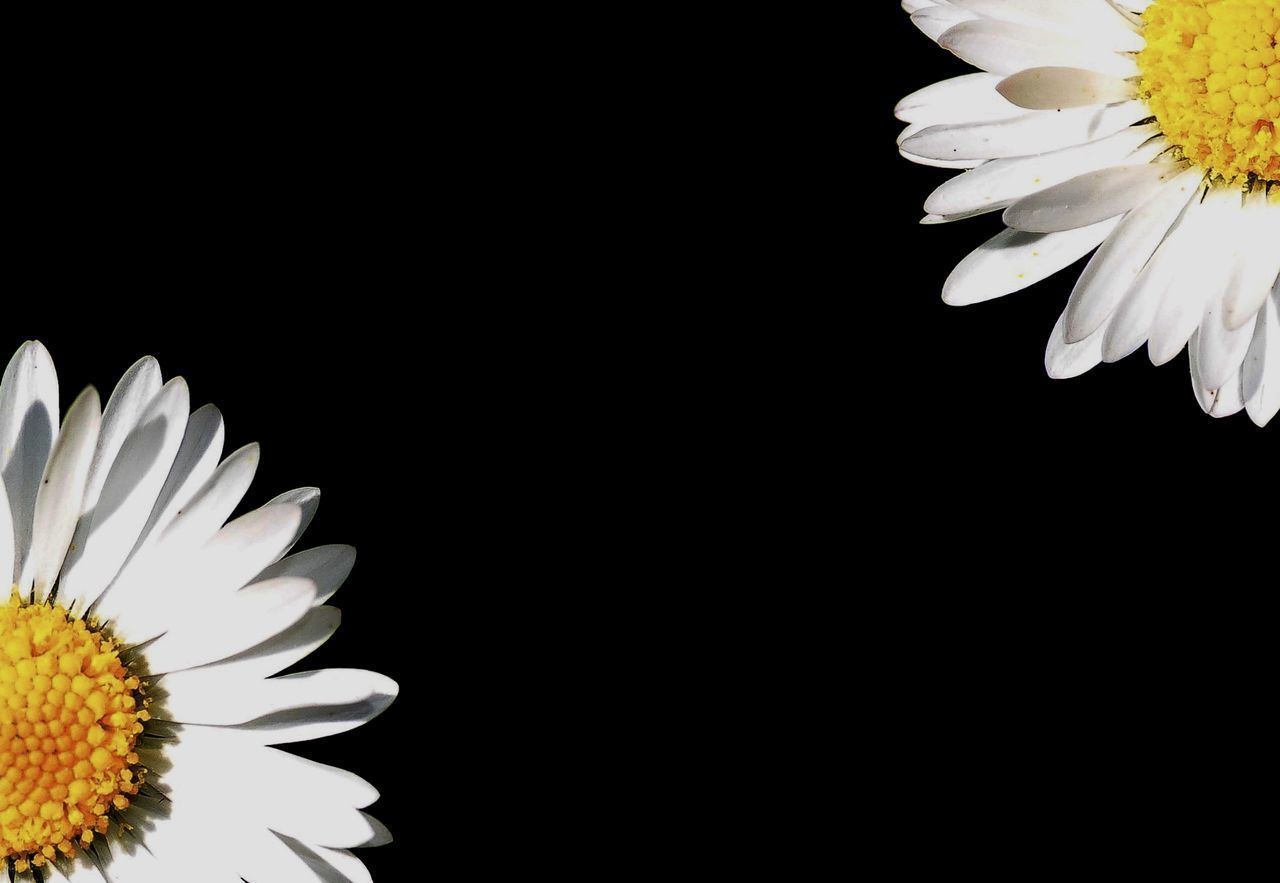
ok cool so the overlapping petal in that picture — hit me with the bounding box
[898,0,1280,425]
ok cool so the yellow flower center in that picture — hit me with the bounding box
[1138,0,1280,184]
[0,593,148,873]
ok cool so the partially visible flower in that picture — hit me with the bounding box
[898,0,1279,425]
[0,340,396,881]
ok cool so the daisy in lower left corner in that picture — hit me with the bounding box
[0,340,397,882]
[897,0,1279,426]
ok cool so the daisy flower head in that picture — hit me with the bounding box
[897,0,1280,426]
[0,341,397,881]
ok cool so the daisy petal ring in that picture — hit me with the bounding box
[898,0,1279,426]
[0,341,396,882]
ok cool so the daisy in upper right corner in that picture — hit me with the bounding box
[897,0,1280,426]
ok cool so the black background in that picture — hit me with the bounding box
[2,317,410,879]
[867,6,1274,545]
[4,8,1275,871]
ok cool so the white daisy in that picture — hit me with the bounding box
[898,0,1280,426]
[0,341,396,882]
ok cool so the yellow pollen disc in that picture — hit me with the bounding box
[0,591,145,867]
[1138,0,1280,184]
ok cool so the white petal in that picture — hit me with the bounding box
[943,217,1120,306]
[57,378,189,613]
[1148,189,1239,366]
[283,838,373,883]
[938,18,1139,78]
[912,6,978,42]
[0,476,12,591]
[1191,341,1247,418]
[242,830,335,883]
[1046,304,1104,379]
[1222,190,1280,329]
[92,443,262,629]
[1066,167,1204,344]
[86,843,204,883]
[900,148,986,170]
[26,386,100,601]
[132,402,225,556]
[1003,163,1183,233]
[80,356,163,509]
[950,0,1145,51]
[182,503,304,598]
[1243,286,1280,427]
[160,667,397,731]
[267,486,320,553]
[121,795,245,882]
[44,855,105,883]
[1209,374,1246,417]
[144,730,378,849]
[135,441,260,560]
[924,124,1157,220]
[143,576,316,674]
[997,66,1134,110]
[255,544,357,606]
[895,72,1013,125]
[359,811,393,847]
[59,356,163,601]
[1105,190,1217,365]
[158,605,341,688]
[1197,265,1259,393]
[0,341,59,584]
[900,101,1148,161]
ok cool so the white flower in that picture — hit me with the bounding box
[898,0,1280,426]
[0,341,396,881]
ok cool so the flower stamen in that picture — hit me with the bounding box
[0,592,147,871]
[1139,0,1280,184]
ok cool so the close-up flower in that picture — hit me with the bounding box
[897,0,1279,426]
[0,340,397,882]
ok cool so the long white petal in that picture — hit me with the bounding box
[1066,167,1204,344]
[132,402,225,555]
[1003,163,1183,234]
[1222,190,1280,329]
[924,124,1157,220]
[0,341,59,585]
[109,503,303,643]
[59,355,163,599]
[57,378,189,613]
[1148,189,1240,366]
[943,218,1120,306]
[255,544,357,606]
[158,605,341,688]
[143,577,317,674]
[997,66,1135,110]
[901,101,1148,161]
[1191,341,1247,418]
[266,486,320,554]
[895,72,1014,124]
[0,476,12,591]
[912,6,978,42]
[1243,286,1280,427]
[938,18,1139,77]
[92,442,260,627]
[26,386,100,601]
[159,667,397,730]
[950,0,1145,51]
[1046,305,1104,379]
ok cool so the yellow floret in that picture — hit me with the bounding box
[0,592,145,865]
[1139,0,1280,183]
